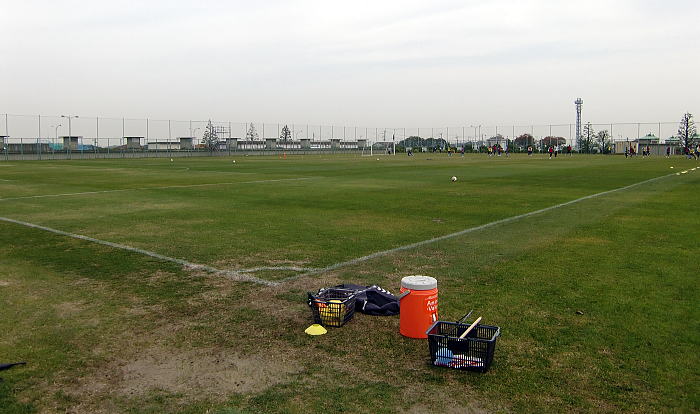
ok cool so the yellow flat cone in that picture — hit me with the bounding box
[305,324,327,336]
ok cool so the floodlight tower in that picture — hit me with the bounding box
[574,98,583,149]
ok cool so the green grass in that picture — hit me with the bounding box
[0,154,698,413]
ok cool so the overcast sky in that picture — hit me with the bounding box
[2,0,699,130]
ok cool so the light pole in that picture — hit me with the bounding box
[50,124,62,140]
[60,115,78,153]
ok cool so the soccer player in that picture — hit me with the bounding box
[548,146,553,159]
[527,146,533,156]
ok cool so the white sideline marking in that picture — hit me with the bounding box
[0,216,278,286]
[281,173,675,282]
[0,177,316,202]
[0,179,13,181]
[239,266,318,273]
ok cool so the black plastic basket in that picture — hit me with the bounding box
[308,288,356,327]
[426,320,500,372]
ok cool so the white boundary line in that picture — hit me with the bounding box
[0,216,278,286]
[0,177,316,202]
[0,172,679,286]
[239,266,318,273]
[280,173,676,282]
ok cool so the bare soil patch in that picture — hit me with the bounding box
[54,301,86,318]
[73,346,301,401]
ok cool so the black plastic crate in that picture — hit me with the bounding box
[426,320,500,372]
[308,288,356,327]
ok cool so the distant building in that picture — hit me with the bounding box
[638,133,660,144]
[61,136,81,150]
[486,136,506,147]
[125,136,143,149]
[147,141,180,150]
[179,137,194,150]
[614,135,679,156]
[4,142,52,153]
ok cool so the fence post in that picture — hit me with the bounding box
[37,115,41,160]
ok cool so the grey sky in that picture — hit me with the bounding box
[2,0,699,129]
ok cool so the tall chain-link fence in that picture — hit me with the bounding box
[0,113,692,160]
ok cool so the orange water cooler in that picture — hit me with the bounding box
[399,275,438,338]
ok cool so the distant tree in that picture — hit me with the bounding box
[541,136,567,147]
[595,130,611,154]
[398,136,423,148]
[409,136,450,151]
[201,120,220,152]
[514,133,535,148]
[677,112,697,149]
[280,125,291,141]
[246,123,259,141]
[580,123,595,153]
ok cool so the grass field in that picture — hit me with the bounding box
[1,154,698,413]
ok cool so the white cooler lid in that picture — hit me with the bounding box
[401,275,437,290]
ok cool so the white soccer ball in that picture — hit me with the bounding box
[232,160,236,163]
[451,176,457,182]
[170,158,173,162]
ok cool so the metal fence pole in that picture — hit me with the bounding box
[37,115,41,160]
[168,120,171,158]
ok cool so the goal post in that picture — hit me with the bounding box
[361,141,395,156]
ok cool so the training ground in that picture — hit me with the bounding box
[1,154,698,413]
